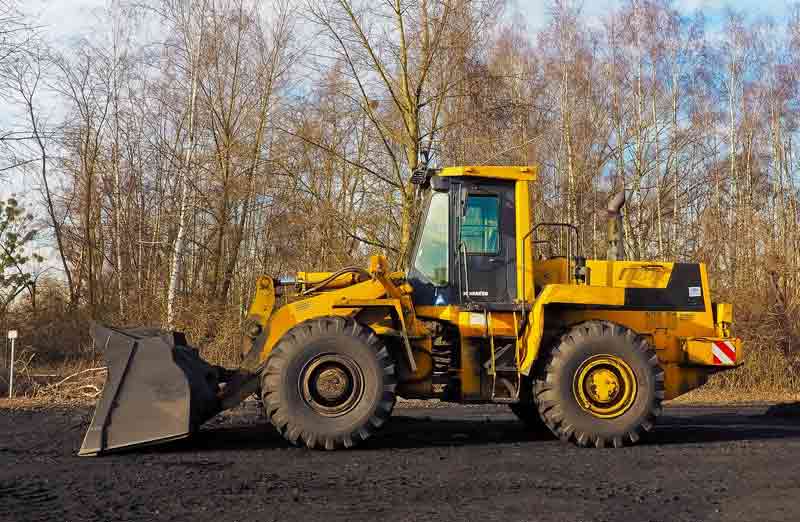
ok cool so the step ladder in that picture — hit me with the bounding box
[482,309,523,403]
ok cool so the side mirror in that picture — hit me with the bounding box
[410,167,429,185]
[430,175,450,191]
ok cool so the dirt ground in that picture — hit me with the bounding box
[3,402,800,522]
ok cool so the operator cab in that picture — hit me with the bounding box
[407,166,536,309]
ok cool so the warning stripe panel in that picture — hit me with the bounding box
[712,341,736,365]
[716,340,736,360]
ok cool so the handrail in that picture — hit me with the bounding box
[520,222,581,310]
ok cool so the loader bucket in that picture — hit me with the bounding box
[79,324,222,456]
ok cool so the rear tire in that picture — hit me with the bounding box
[534,321,664,448]
[261,316,396,450]
[509,377,549,432]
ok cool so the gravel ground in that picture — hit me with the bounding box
[2,402,800,522]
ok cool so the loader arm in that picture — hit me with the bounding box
[242,255,420,372]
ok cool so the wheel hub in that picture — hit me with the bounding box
[573,355,637,419]
[586,368,620,404]
[300,353,364,417]
[315,367,351,402]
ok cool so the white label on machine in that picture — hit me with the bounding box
[469,313,486,326]
[688,286,702,298]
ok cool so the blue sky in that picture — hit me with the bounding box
[517,0,790,28]
[28,0,793,40]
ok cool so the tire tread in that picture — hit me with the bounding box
[534,320,664,448]
[261,317,396,450]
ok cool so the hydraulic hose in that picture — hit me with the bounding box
[299,266,372,295]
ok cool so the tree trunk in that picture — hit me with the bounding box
[166,47,201,328]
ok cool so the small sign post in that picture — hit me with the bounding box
[8,330,18,399]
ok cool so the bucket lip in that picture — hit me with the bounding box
[79,432,191,456]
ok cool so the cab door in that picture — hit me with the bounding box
[454,180,517,304]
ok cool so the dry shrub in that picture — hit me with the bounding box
[680,277,800,402]
[0,344,48,397]
[0,283,248,403]
[2,278,94,366]
[692,339,800,401]
[0,364,7,396]
[170,297,245,369]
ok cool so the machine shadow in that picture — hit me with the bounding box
[363,416,553,449]
[136,423,286,454]
[134,411,800,454]
[644,413,800,446]
[134,416,550,454]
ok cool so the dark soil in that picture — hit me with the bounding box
[2,403,800,522]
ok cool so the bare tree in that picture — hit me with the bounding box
[159,0,209,327]
[306,0,501,259]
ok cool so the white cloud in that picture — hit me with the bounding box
[26,0,107,46]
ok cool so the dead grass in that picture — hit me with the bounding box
[0,396,95,410]
[671,335,800,404]
[0,357,106,408]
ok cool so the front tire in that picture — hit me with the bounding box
[534,321,664,448]
[261,317,396,450]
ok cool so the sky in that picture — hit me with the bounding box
[27,0,794,39]
[517,0,790,27]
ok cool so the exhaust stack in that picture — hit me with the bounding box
[606,191,625,261]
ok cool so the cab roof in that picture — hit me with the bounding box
[438,165,538,182]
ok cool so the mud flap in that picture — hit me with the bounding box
[79,324,222,456]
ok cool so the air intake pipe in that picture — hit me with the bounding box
[606,191,626,261]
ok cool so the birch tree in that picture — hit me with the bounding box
[162,0,209,327]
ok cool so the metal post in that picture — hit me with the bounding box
[8,330,18,399]
[606,191,626,261]
[8,338,14,399]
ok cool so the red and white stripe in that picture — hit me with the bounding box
[712,340,737,365]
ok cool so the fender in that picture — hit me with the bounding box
[519,284,625,375]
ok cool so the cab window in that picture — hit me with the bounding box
[413,192,449,285]
[461,195,499,254]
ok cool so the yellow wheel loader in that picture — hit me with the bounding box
[80,165,743,455]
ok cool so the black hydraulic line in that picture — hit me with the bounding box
[299,266,373,295]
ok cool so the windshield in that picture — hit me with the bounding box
[412,191,449,286]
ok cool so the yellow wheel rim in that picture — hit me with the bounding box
[573,354,637,419]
